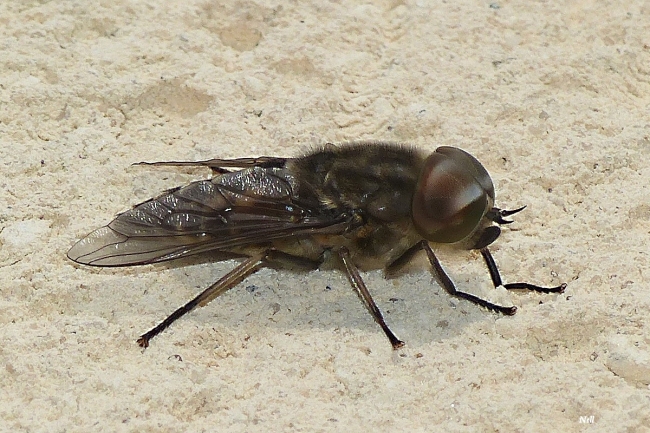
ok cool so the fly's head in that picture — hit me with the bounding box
[412,146,524,250]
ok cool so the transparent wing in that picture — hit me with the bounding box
[68,167,348,266]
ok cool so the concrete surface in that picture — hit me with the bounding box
[1,1,649,431]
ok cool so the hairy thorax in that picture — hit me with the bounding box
[274,143,428,270]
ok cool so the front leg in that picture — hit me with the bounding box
[480,248,567,293]
[420,242,517,315]
[386,240,565,317]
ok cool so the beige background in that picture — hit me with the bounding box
[1,0,649,431]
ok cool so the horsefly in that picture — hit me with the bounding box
[68,142,566,349]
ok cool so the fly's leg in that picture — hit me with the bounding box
[480,248,567,294]
[137,254,266,348]
[263,249,323,271]
[384,242,424,278]
[391,240,566,316]
[338,247,405,349]
[137,249,323,348]
[418,241,518,315]
[135,156,288,172]
[390,241,518,315]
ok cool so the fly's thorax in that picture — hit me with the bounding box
[289,142,428,223]
[412,147,496,245]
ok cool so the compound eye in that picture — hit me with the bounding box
[412,148,493,243]
[435,146,495,201]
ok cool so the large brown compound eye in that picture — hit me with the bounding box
[412,147,495,243]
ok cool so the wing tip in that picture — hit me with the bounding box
[66,226,128,266]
